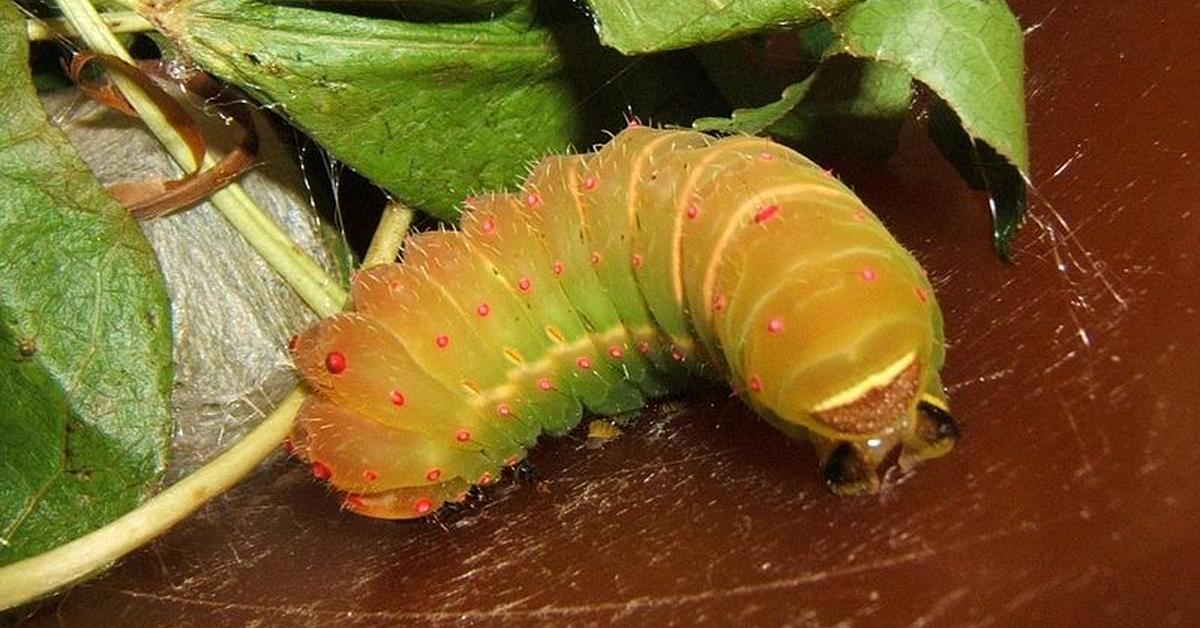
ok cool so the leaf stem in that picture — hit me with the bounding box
[26,12,153,41]
[362,199,414,268]
[0,389,305,611]
[55,0,347,317]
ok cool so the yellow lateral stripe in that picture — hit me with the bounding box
[812,351,917,412]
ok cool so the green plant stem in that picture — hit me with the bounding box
[0,389,305,610]
[26,11,153,41]
[362,199,414,268]
[56,0,347,317]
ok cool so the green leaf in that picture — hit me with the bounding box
[695,44,913,162]
[0,3,174,565]
[585,0,863,55]
[828,0,1028,254]
[158,0,702,221]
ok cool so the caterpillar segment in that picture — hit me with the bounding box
[289,126,960,518]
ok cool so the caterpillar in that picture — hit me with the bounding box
[287,126,960,519]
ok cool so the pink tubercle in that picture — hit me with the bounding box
[480,472,494,486]
[671,349,684,362]
[526,193,542,208]
[638,341,651,354]
[435,334,450,348]
[497,403,513,417]
[631,253,644,268]
[477,302,491,317]
[363,469,379,483]
[426,468,442,482]
[686,204,699,220]
[852,211,867,222]
[506,455,520,467]
[608,345,624,359]
[582,176,598,191]
[537,377,553,391]
[282,438,295,454]
[481,218,496,234]
[749,376,763,393]
[344,495,366,510]
[753,204,780,224]
[576,356,592,369]
[767,318,784,334]
[860,268,878,282]
[915,287,930,303]
[518,277,533,292]
[455,429,471,442]
[287,334,299,351]
[552,260,565,276]
[324,351,347,374]
[712,294,727,312]
[389,390,406,407]
[414,498,434,514]
[591,251,603,266]
[759,151,774,161]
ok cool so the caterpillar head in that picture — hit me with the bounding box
[799,354,960,495]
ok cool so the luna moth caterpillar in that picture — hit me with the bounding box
[287,126,960,519]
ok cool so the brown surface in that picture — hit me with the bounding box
[12,1,1200,625]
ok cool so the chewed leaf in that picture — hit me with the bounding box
[0,4,173,565]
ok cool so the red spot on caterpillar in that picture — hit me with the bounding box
[518,277,532,292]
[477,302,491,317]
[325,351,347,374]
[414,498,434,514]
[480,472,494,486]
[497,403,512,417]
[455,429,471,442]
[537,377,553,391]
[860,268,878,282]
[481,218,496,234]
[749,376,763,393]
[767,318,784,334]
[759,151,774,161]
[311,461,332,480]
[576,356,592,369]
[552,260,565,276]
[591,251,603,265]
[526,193,542,208]
[344,495,365,509]
[582,176,598,191]
[824,168,836,178]
[686,204,699,220]
[753,204,780,224]
[389,390,406,407]
[282,438,294,454]
[632,254,643,268]
[852,211,867,222]
[638,341,651,354]
[608,346,623,359]
[915,287,930,303]
[435,334,450,348]
[287,334,299,351]
[363,469,379,483]
[671,349,684,362]
[627,118,641,128]
[464,195,478,208]
[506,455,519,467]
[426,468,442,482]
[712,294,727,312]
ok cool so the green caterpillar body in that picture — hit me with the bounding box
[289,126,958,519]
